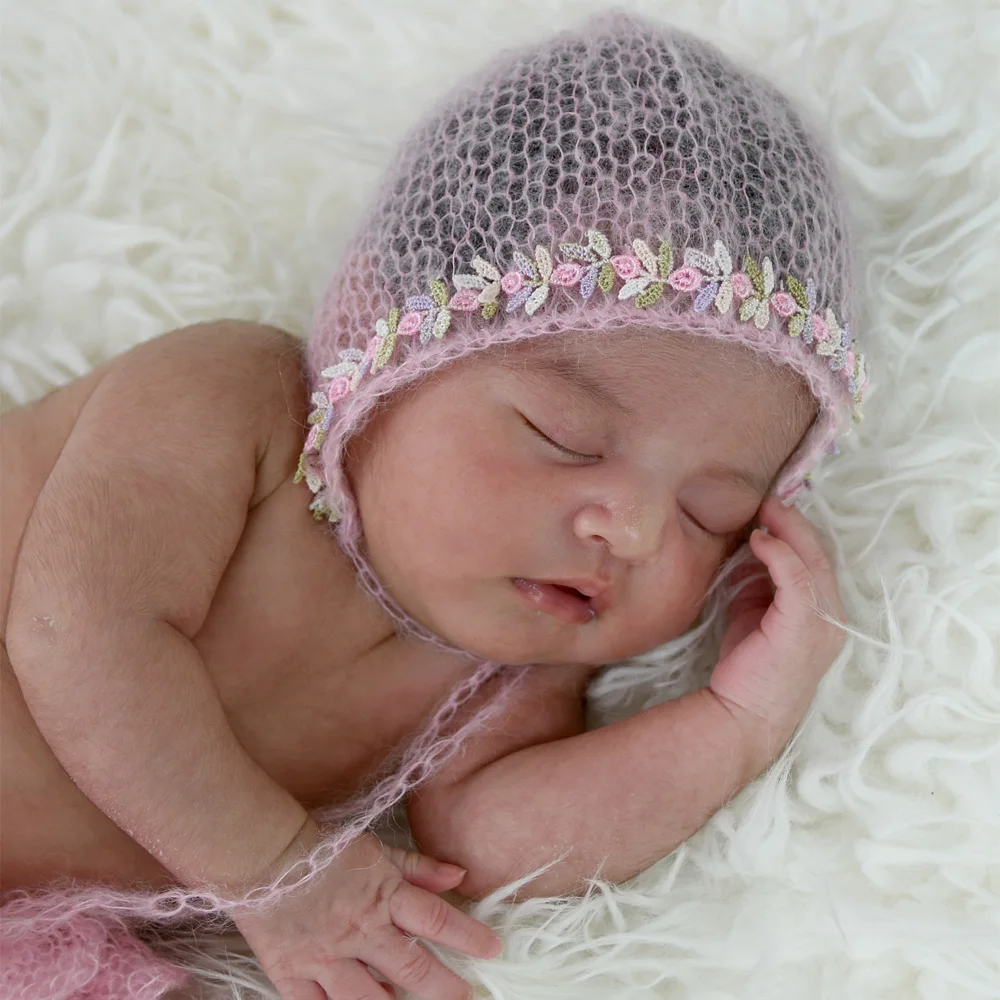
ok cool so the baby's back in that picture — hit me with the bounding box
[0,322,475,891]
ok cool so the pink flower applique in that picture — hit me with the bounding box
[770,291,797,317]
[447,287,481,312]
[666,266,703,293]
[610,254,643,280]
[730,272,754,299]
[812,312,830,343]
[397,310,425,337]
[500,270,524,295]
[326,376,350,402]
[550,261,584,286]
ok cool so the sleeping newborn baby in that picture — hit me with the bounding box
[0,14,868,1000]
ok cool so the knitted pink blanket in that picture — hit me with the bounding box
[1,891,189,1000]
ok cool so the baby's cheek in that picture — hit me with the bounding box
[621,559,713,649]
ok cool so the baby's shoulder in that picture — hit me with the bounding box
[108,319,310,502]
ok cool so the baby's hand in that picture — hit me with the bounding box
[709,494,847,763]
[231,820,501,1000]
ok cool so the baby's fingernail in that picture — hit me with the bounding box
[488,935,503,957]
[438,863,467,878]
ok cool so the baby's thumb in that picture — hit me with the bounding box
[382,845,468,892]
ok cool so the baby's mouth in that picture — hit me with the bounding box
[511,578,599,625]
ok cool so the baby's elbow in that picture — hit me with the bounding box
[407,787,610,901]
[406,786,502,898]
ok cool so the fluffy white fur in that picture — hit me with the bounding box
[3,1,998,998]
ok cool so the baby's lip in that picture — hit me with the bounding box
[512,578,596,625]
[543,576,613,615]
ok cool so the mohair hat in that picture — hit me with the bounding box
[298,9,870,633]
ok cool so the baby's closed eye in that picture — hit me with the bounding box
[519,411,602,462]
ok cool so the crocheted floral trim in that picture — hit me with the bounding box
[296,229,870,522]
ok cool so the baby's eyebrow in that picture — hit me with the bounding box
[529,354,634,417]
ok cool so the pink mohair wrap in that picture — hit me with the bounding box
[1,11,870,999]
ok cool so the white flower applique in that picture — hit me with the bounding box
[737,255,776,329]
[683,240,735,314]
[450,257,503,320]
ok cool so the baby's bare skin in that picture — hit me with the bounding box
[0,321,505,891]
[0,315,827,914]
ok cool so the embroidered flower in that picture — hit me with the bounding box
[321,346,368,391]
[326,376,350,403]
[812,312,830,342]
[505,245,554,316]
[817,308,853,373]
[501,270,524,295]
[370,308,402,371]
[550,262,584,287]
[295,226,870,524]
[666,266,703,293]
[683,241,735,314]
[447,288,481,312]
[558,229,616,300]
[617,238,675,308]
[737,256,776,329]
[731,272,754,299]
[404,279,452,344]
[771,291,797,318]
[398,310,424,337]
[784,274,817,342]
[453,257,503,319]
[611,254,643,280]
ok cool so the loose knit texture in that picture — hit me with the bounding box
[2,11,871,1000]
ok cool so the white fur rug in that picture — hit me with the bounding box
[3,1,999,999]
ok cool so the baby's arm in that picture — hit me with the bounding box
[411,499,845,900]
[411,682,758,899]
[5,321,314,893]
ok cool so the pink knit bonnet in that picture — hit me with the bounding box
[298,10,870,637]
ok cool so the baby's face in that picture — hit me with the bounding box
[346,330,817,665]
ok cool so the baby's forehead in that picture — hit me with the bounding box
[487,328,769,400]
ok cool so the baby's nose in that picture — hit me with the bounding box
[572,496,667,563]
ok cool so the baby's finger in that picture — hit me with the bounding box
[758,496,836,576]
[382,845,468,893]
[748,529,828,643]
[756,498,843,617]
[317,958,392,1000]
[390,883,502,960]
[361,930,473,1000]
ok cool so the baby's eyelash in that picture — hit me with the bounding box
[682,508,716,536]
[520,414,598,461]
